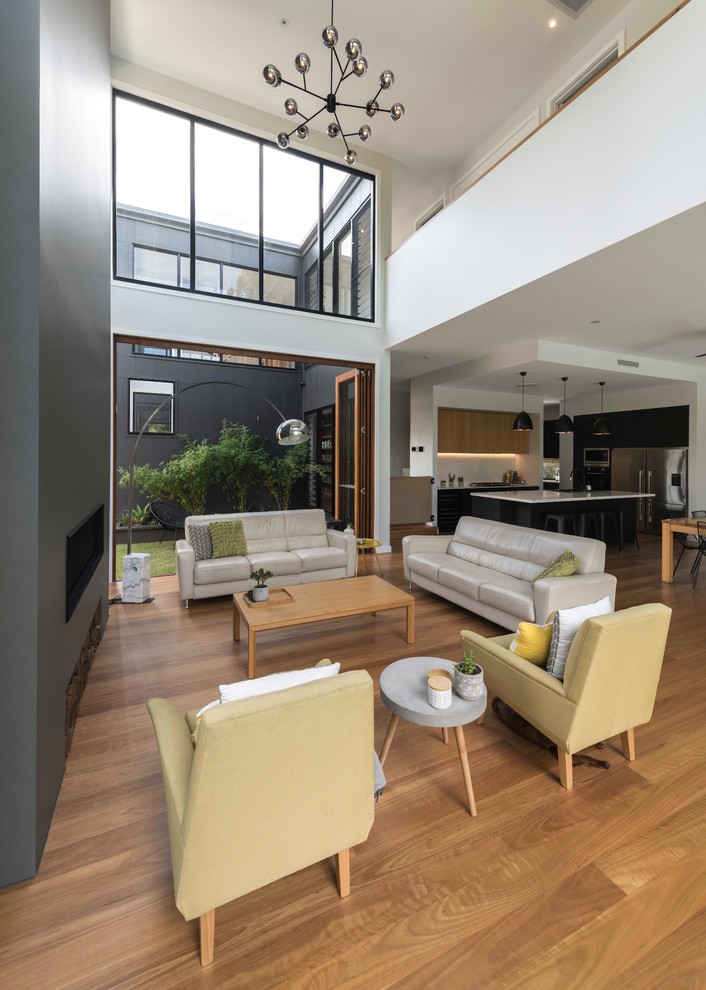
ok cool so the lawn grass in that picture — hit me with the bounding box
[115,540,177,579]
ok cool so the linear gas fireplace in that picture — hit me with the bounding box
[66,505,104,622]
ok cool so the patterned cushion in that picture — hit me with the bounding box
[546,596,613,680]
[189,523,213,561]
[209,519,248,559]
[533,550,579,584]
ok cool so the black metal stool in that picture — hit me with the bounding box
[577,512,601,539]
[544,514,578,535]
[599,510,639,552]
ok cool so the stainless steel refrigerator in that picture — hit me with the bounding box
[611,448,688,534]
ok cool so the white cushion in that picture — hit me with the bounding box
[219,662,340,704]
[546,596,613,680]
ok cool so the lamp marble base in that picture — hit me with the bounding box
[121,553,151,603]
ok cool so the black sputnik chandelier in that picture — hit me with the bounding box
[262,0,404,166]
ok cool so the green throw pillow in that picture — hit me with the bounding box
[209,520,248,558]
[533,550,579,584]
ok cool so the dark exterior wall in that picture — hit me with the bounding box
[302,363,351,414]
[0,0,111,887]
[116,346,305,515]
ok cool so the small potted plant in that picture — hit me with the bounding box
[453,645,484,700]
[250,568,273,602]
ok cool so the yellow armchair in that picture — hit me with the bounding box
[461,603,672,790]
[147,669,374,965]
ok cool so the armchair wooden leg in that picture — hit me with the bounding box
[200,910,215,967]
[336,848,351,897]
[621,727,636,761]
[557,748,573,790]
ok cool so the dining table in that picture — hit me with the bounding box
[661,516,701,582]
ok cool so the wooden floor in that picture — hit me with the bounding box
[2,535,706,989]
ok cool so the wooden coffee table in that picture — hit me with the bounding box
[233,575,415,679]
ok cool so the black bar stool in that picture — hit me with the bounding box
[544,514,577,535]
[600,510,639,552]
[577,512,601,539]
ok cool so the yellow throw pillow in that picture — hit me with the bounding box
[508,621,553,664]
[533,550,579,584]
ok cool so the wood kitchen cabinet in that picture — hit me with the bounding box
[438,408,530,454]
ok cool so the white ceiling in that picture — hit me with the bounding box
[111,0,637,176]
[110,0,706,403]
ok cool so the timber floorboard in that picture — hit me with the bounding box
[2,535,706,989]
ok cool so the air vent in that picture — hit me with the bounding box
[415,198,445,232]
[546,0,596,17]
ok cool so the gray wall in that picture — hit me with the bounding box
[0,0,111,887]
[302,363,352,414]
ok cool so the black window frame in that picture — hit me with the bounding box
[127,377,176,436]
[113,90,376,322]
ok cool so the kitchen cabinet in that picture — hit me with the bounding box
[438,408,530,454]
[437,486,539,532]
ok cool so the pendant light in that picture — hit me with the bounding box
[555,376,574,434]
[592,381,611,436]
[512,371,533,431]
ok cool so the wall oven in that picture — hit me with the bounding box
[584,447,610,468]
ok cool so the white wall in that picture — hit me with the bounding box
[393,0,678,248]
[386,0,706,347]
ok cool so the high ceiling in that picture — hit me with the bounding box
[111,0,706,403]
[111,0,637,178]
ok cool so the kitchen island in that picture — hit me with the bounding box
[471,489,654,541]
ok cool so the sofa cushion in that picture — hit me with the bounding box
[292,546,347,573]
[240,512,288,554]
[477,575,536,622]
[209,519,248,558]
[247,551,303,576]
[533,550,579,583]
[449,516,605,576]
[189,523,213,561]
[406,552,453,583]
[194,556,251,585]
[509,621,554,664]
[546,596,613,680]
[437,561,501,602]
[283,509,329,550]
[219,661,341,704]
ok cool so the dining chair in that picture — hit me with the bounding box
[691,519,706,591]
[673,509,706,577]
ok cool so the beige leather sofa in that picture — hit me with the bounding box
[176,508,356,606]
[147,669,375,965]
[403,516,616,630]
[462,603,672,789]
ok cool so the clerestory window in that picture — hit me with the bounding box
[113,92,375,321]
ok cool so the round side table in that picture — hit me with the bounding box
[356,538,383,576]
[379,656,486,816]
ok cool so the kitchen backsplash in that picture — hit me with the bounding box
[437,454,518,485]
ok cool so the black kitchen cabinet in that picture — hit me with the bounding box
[543,419,559,458]
[437,487,539,532]
[573,405,688,457]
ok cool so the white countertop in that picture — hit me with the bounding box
[471,489,655,504]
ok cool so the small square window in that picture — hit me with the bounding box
[129,379,175,434]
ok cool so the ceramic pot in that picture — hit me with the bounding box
[454,664,484,700]
[251,586,269,602]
